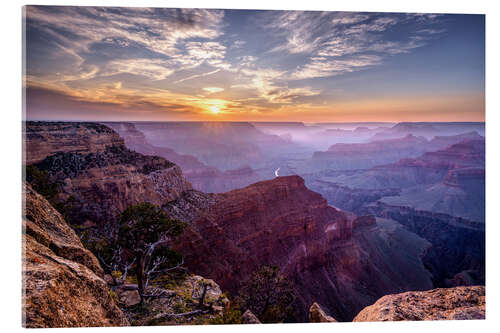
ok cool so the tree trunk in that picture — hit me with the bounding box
[136,254,146,302]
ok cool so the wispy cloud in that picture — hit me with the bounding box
[102,59,176,80]
[173,68,221,84]
[26,6,225,57]
[259,11,446,80]
[203,87,224,94]
[291,55,382,80]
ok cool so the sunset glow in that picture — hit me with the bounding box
[23,7,485,122]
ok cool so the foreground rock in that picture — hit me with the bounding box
[22,183,128,327]
[353,286,485,322]
[309,302,337,322]
[242,310,262,324]
[125,275,229,326]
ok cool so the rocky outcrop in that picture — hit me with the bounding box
[428,131,484,150]
[115,285,141,307]
[24,121,192,228]
[309,303,337,322]
[170,176,351,291]
[242,310,262,324]
[167,176,436,321]
[22,183,128,328]
[353,286,485,321]
[125,275,229,326]
[24,121,124,165]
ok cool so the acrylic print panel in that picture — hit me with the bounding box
[22,5,485,327]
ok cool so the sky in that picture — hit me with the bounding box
[23,6,485,122]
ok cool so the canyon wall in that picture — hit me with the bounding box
[22,121,478,322]
[23,183,128,327]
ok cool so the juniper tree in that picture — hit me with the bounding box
[117,203,186,300]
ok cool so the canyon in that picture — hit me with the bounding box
[22,121,485,324]
[104,122,262,193]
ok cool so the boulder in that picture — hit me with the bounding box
[242,310,261,324]
[184,275,225,306]
[353,286,485,321]
[115,288,141,307]
[309,302,337,322]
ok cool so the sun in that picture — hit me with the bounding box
[209,106,220,114]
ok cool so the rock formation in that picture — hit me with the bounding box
[353,286,485,321]
[24,121,124,165]
[242,310,262,324]
[24,121,192,228]
[166,176,435,321]
[22,183,128,328]
[168,175,351,292]
[309,303,337,322]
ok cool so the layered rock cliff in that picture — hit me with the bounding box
[353,286,485,321]
[165,176,434,321]
[24,121,124,165]
[168,175,351,290]
[22,183,128,327]
[24,121,192,228]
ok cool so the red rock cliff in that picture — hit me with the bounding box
[24,121,192,227]
[172,176,351,290]
[23,183,129,327]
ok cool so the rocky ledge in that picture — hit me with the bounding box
[353,286,485,322]
[22,183,128,327]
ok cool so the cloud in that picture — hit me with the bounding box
[291,55,382,80]
[231,40,246,48]
[102,59,176,80]
[257,11,447,80]
[25,6,227,85]
[331,13,370,25]
[232,67,320,104]
[173,68,221,84]
[263,86,320,104]
[203,87,224,94]
[185,41,226,60]
[25,7,452,120]
[26,6,225,58]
